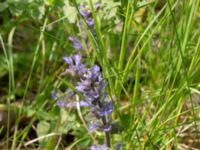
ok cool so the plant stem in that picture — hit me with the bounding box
[101,116,111,147]
[98,101,111,147]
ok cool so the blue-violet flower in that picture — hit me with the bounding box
[62,53,113,147]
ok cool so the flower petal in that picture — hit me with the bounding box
[102,124,111,132]
[90,145,107,150]
[66,101,89,107]
[98,101,113,117]
[89,122,99,132]
[63,56,72,64]
[73,54,82,65]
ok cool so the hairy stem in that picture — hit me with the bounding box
[102,116,111,147]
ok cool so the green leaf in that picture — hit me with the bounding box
[121,114,131,129]
[28,1,45,20]
[58,109,76,133]
[76,136,92,149]
[37,121,50,136]
[63,1,77,23]
[102,0,120,20]
[0,56,8,78]
[5,0,46,19]
[0,2,8,12]
[36,121,51,147]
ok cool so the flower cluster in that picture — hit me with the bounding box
[63,53,113,125]
[68,3,100,51]
[61,53,113,148]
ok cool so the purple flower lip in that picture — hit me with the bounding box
[76,83,86,92]
[91,65,101,79]
[80,9,91,17]
[68,36,83,49]
[56,100,90,108]
[90,145,107,150]
[72,54,82,65]
[63,56,72,64]
[94,2,100,10]
[102,125,111,132]
[93,91,99,99]
[56,100,66,107]
[98,101,113,117]
[63,54,85,76]
[79,6,94,27]
[92,64,100,72]
[68,36,74,41]
[51,91,57,99]
[100,82,107,90]
[115,142,123,150]
[89,122,99,133]
[66,100,90,107]
[83,69,92,79]
[86,18,94,27]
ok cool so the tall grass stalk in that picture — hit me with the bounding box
[0,27,16,149]
[12,18,48,150]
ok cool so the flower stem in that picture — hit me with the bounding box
[98,101,111,147]
[102,116,111,147]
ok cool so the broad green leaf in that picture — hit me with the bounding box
[63,1,77,23]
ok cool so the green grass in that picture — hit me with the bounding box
[0,0,200,149]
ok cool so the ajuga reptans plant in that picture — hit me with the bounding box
[57,53,113,149]
[55,2,123,149]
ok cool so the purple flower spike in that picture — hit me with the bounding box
[60,53,113,148]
